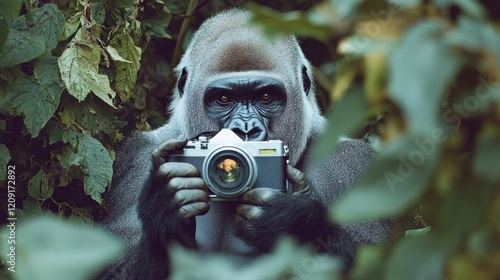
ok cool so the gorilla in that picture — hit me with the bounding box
[98,9,391,279]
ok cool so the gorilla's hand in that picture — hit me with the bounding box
[235,165,326,251]
[138,138,209,255]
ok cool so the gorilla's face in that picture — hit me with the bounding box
[171,9,323,165]
[203,76,287,141]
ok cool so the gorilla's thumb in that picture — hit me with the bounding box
[152,138,188,168]
[286,165,311,196]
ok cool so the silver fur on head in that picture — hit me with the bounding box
[165,9,325,165]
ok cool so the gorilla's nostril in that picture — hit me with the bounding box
[230,128,247,140]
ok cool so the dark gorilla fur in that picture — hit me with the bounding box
[97,9,392,280]
[235,194,327,252]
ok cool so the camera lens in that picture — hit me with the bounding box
[216,158,241,183]
[203,146,257,198]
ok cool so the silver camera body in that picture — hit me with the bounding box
[167,129,289,201]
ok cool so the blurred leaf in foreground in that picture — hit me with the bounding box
[331,134,443,223]
[0,215,123,280]
[388,20,462,135]
[170,238,341,280]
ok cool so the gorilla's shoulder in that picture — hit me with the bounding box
[305,137,375,186]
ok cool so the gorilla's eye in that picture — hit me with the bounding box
[219,95,230,103]
[260,93,272,102]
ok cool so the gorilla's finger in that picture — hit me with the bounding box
[152,138,188,167]
[286,165,311,196]
[235,214,254,230]
[179,202,209,218]
[173,189,209,206]
[167,177,206,192]
[240,188,279,205]
[157,162,200,179]
[236,204,264,220]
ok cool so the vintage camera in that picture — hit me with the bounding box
[167,129,289,201]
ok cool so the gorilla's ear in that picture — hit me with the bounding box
[301,65,311,96]
[177,68,188,97]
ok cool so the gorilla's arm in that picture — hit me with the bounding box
[139,138,209,255]
[98,129,207,279]
[305,138,393,265]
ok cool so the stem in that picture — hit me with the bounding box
[170,0,199,71]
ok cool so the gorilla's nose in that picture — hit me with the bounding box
[228,118,268,141]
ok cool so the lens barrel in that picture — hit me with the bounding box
[203,146,257,198]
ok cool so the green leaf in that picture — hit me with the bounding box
[28,169,53,201]
[313,87,370,161]
[388,20,462,135]
[446,16,500,65]
[0,29,46,68]
[328,0,365,19]
[68,207,94,224]
[473,127,500,182]
[0,215,123,280]
[109,33,142,102]
[58,29,116,107]
[60,11,83,41]
[6,56,64,137]
[248,4,332,40]
[331,135,442,223]
[45,120,78,147]
[59,95,119,137]
[0,144,10,181]
[405,226,432,236]
[11,3,65,50]
[170,238,341,280]
[385,235,451,280]
[58,134,113,204]
[91,2,106,25]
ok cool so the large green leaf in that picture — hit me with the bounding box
[388,20,462,135]
[0,29,46,68]
[313,87,370,161]
[0,4,64,67]
[6,56,64,137]
[58,134,113,204]
[331,135,442,222]
[11,4,65,50]
[109,33,142,102]
[0,215,123,280]
[247,3,332,40]
[170,238,341,280]
[58,29,116,107]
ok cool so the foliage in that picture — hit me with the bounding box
[1,0,499,279]
[0,215,122,280]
